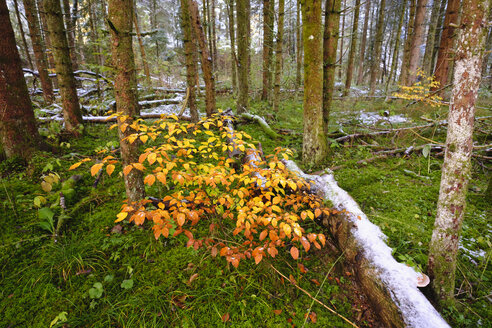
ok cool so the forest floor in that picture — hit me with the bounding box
[0,91,490,327]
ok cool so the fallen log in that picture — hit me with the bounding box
[80,113,192,123]
[284,161,450,328]
[240,112,280,139]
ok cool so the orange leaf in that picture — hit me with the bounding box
[148,152,157,165]
[211,247,218,257]
[231,257,239,268]
[300,237,311,252]
[259,230,268,241]
[133,163,145,171]
[123,165,133,176]
[221,313,230,323]
[134,211,146,225]
[254,253,263,264]
[290,246,299,260]
[106,164,115,176]
[69,162,82,170]
[156,172,166,185]
[273,309,282,315]
[318,233,326,246]
[139,153,148,163]
[311,279,320,286]
[289,274,297,285]
[177,213,186,226]
[315,208,322,218]
[144,174,156,186]
[90,163,103,176]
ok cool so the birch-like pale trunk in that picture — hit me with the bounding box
[428,0,489,306]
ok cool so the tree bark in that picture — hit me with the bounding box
[226,0,237,94]
[368,0,386,96]
[12,0,34,70]
[296,0,302,89]
[422,0,444,75]
[407,0,429,84]
[385,0,406,94]
[44,0,82,134]
[323,0,341,135]
[180,0,199,122]
[356,0,370,85]
[337,0,346,80]
[133,7,151,87]
[0,0,42,159]
[400,0,416,85]
[428,0,489,306]
[343,0,360,96]
[23,0,54,104]
[272,0,285,111]
[236,0,250,113]
[211,0,217,72]
[189,0,216,116]
[261,0,274,100]
[302,0,328,165]
[432,0,460,95]
[431,0,448,73]
[62,0,78,72]
[108,0,145,203]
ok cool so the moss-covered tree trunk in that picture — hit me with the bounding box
[432,0,460,95]
[226,0,237,94]
[133,8,151,87]
[407,0,429,84]
[261,0,274,101]
[272,0,284,111]
[322,0,341,135]
[211,0,217,71]
[23,0,54,104]
[356,0,370,85]
[301,0,328,165]
[180,0,199,122]
[399,0,416,85]
[343,0,360,96]
[12,0,34,70]
[431,0,448,72]
[368,0,386,96]
[189,0,216,116]
[236,0,249,113]
[108,0,145,203]
[428,0,489,307]
[44,0,82,134]
[422,0,444,76]
[0,0,42,159]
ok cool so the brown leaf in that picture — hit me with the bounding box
[309,311,317,323]
[310,279,320,286]
[221,312,230,322]
[289,274,297,285]
[290,246,299,260]
[188,273,198,285]
[273,309,282,315]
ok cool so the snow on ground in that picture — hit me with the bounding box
[357,111,408,125]
[285,160,450,328]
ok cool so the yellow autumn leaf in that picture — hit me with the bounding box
[132,163,145,171]
[144,174,156,186]
[106,164,115,176]
[91,163,104,176]
[148,152,157,165]
[69,162,82,170]
[123,165,133,176]
[283,224,292,237]
[41,181,52,192]
[115,211,128,222]
[140,135,149,143]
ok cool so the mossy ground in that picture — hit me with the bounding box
[1,93,490,327]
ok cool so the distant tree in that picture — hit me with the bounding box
[61,0,78,73]
[12,0,34,70]
[343,0,360,96]
[133,6,151,86]
[236,0,250,113]
[428,0,489,306]
[407,0,429,84]
[369,0,386,96]
[385,0,406,94]
[296,0,302,89]
[226,0,238,93]
[108,0,145,203]
[44,0,83,135]
[357,0,370,85]
[23,0,54,104]
[301,0,328,165]
[422,0,444,76]
[261,0,274,100]
[272,0,285,112]
[400,0,416,85]
[0,0,42,159]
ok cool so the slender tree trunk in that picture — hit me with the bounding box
[261,0,274,100]
[302,0,328,165]
[206,0,213,69]
[432,0,461,95]
[13,0,34,70]
[0,0,42,159]
[323,0,341,135]
[400,0,416,85]
[272,0,285,111]
[385,0,406,95]
[37,0,55,72]
[133,8,151,86]
[407,0,429,84]
[431,0,448,72]
[211,0,217,71]
[368,0,385,96]
[338,0,346,80]
[422,0,443,75]
[180,0,199,122]
[226,0,237,94]
[108,0,145,203]
[296,0,302,89]
[44,0,82,134]
[356,0,370,85]
[428,0,489,306]
[62,0,77,72]
[23,0,54,103]
[189,0,216,116]
[343,0,360,96]
[236,0,250,113]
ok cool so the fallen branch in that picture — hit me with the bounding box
[240,112,280,139]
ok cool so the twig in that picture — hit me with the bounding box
[270,265,359,328]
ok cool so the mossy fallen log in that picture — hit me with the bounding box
[240,112,279,139]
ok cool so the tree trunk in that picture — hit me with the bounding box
[236,0,250,113]
[272,0,284,112]
[385,0,406,94]
[356,0,370,85]
[108,0,145,203]
[23,0,54,104]
[37,0,56,73]
[211,0,217,72]
[0,0,42,159]
[133,7,151,86]
[180,0,199,122]
[400,0,416,85]
[12,0,34,70]
[343,0,360,96]
[261,0,274,100]
[368,0,386,96]
[432,0,460,94]
[422,0,444,76]
[189,0,216,116]
[296,0,302,89]
[428,0,489,306]
[431,0,448,73]
[226,0,237,94]
[44,0,82,134]
[302,0,328,165]
[407,0,429,84]
[337,0,346,80]
[323,0,341,135]
[62,0,78,73]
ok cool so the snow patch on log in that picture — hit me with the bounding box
[285,160,450,328]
